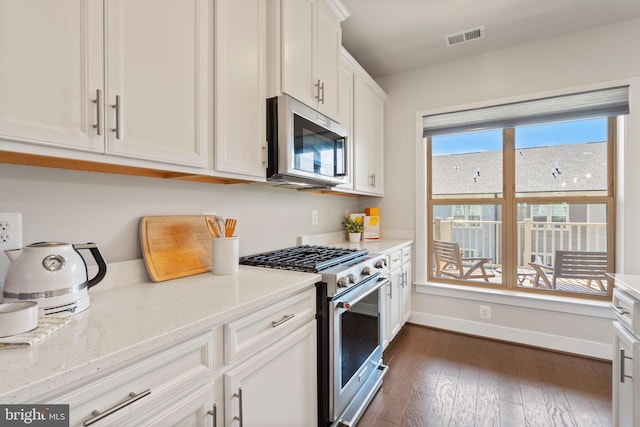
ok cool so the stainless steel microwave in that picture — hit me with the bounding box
[266,95,348,188]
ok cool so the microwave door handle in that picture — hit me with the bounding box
[335,136,347,177]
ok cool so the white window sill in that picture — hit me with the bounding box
[415,281,613,319]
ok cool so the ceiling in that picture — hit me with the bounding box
[340,0,640,78]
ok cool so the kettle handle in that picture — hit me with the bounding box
[73,243,108,288]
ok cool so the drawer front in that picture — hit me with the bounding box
[388,250,402,271]
[402,246,412,263]
[612,288,640,335]
[224,287,315,364]
[51,331,214,427]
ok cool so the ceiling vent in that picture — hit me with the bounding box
[444,26,485,47]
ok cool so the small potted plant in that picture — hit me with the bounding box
[343,215,364,243]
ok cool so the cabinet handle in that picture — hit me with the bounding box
[271,313,295,327]
[111,95,121,139]
[320,81,325,104]
[388,280,393,299]
[610,304,629,316]
[314,79,321,102]
[83,389,151,426]
[369,173,374,187]
[92,89,102,136]
[233,388,243,427]
[207,404,217,427]
[403,271,408,287]
[620,349,633,383]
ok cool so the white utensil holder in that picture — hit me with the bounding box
[211,237,239,275]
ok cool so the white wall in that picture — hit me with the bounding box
[376,18,640,358]
[0,163,360,266]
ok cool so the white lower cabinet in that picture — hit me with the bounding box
[385,266,403,347]
[33,286,317,427]
[47,331,215,427]
[613,321,640,426]
[126,384,215,427]
[383,244,412,349]
[401,246,412,325]
[223,321,317,427]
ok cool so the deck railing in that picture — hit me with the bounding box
[433,217,607,267]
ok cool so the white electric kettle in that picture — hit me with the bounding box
[3,242,107,316]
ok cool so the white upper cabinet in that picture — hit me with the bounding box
[270,0,349,122]
[213,0,268,179]
[353,69,385,196]
[0,0,103,152]
[334,51,355,191]
[333,49,386,196]
[0,0,211,169]
[104,0,211,167]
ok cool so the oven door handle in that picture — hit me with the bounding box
[337,278,388,311]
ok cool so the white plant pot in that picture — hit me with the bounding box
[348,232,362,243]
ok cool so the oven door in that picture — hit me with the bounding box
[329,276,388,422]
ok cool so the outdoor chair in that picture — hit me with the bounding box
[528,250,609,292]
[432,240,495,282]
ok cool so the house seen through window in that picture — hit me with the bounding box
[425,87,623,300]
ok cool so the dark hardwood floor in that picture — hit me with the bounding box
[358,324,612,427]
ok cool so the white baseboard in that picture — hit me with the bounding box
[408,312,613,360]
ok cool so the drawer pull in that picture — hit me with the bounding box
[233,388,243,427]
[271,313,295,328]
[207,404,217,427]
[83,389,151,426]
[111,95,121,139]
[92,89,102,136]
[621,349,633,383]
[610,304,629,316]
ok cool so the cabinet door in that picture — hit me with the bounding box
[225,321,317,427]
[353,76,372,193]
[613,321,640,427]
[129,384,215,427]
[0,0,103,152]
[214,0,267,178]
[387,268,402,343]
[334,53,354,190]
[368,91,384,195]
[401,261,412,324]
[314,0,341,120]
[280,0,315,108]
[105,0,210,167]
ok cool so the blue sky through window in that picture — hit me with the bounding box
[432,118,607,156]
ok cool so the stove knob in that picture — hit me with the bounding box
[375,259,387,269]
[362,266,371,276]
[337,277,349,288]
[347,273,356,283]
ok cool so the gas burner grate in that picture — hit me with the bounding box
[239,245,368,273]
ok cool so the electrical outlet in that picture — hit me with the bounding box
[0,212,23,286]
[479,305,491,320]
[311,210,318,226]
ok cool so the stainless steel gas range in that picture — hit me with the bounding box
[240,245,389,427]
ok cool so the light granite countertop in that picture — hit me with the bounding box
[0,266,321,404]
[0,236,413,404]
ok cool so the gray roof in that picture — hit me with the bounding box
[431,142,607,196]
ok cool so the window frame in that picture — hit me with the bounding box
[426,117,616,300]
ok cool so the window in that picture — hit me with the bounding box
[424,87,626,299]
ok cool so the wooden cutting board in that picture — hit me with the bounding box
[140,215,214,282]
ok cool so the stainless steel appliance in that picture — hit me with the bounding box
[240,245,388,427]
[266,95,348,189]
[3,242,107,316]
